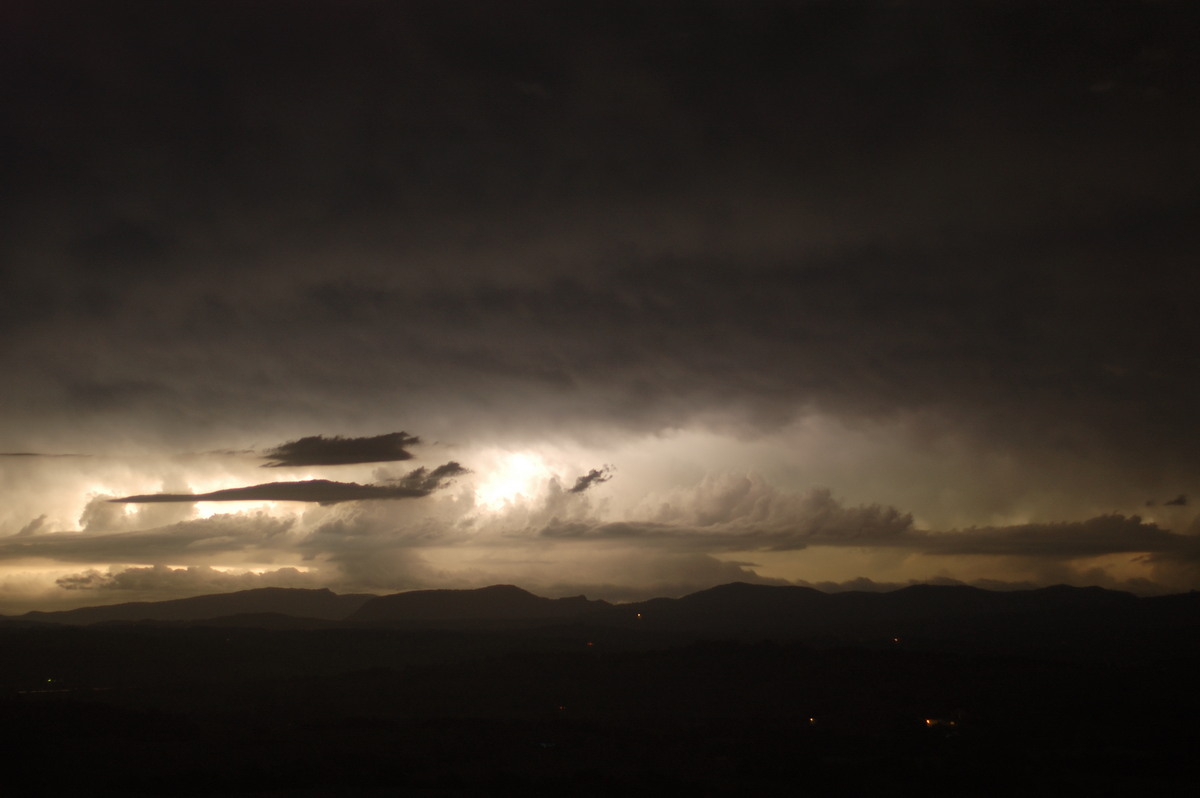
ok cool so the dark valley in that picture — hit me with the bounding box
[2,583,1197,795]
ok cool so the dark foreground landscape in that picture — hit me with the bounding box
[3,583,1198,796]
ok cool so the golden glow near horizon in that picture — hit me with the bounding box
[0,423,1193,614]
[193,501,282,519]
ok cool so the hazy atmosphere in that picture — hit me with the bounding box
[3,0,1198,612]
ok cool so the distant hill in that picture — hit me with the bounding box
[609,581,1143,637]
[5,582,1197,660]
[596,582,1199,660]
[13,587,375,625]
[348,584,611,624]
[4,581,1199,796]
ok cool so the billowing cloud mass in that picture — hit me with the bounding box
[1,2,1198,610]
[1,452,1197,609]
[262,433,420,468]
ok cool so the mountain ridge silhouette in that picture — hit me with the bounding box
[5,582,1195,651]
[348,583,612,624]
[10,586,375,625]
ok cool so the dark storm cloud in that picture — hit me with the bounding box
[112,465,466,506]
[2,0,1195,470]
[1163,494,1188,507]
[568,466,613,494]
[1,0,1198,606]
[67,219,175,275]
[262,433,420,467]
[262,215,1200,473]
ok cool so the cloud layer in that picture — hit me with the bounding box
[2,448,1197,611]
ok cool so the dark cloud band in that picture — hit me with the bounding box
[112,463,466,506]
[262,433,420,468]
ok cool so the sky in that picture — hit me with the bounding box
[2,0,1198,612]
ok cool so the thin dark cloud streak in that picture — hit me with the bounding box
[1,452,91,458]
[111,463,466,506]
[261,433,420,468]
[112,480,429,506]
[1,1,1195,473]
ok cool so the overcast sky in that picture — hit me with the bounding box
[3,1,1198,612]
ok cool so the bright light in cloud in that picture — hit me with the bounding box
[194,501,282,519]
[474,452,555,511]
[208,564,313,575]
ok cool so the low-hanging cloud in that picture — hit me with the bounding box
[261,432,421,467]
[0,513,296,565]
[537,476,1193,563]
[55,564,322,592]
[918,515,1185,558]
[536,513,1192,561]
